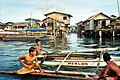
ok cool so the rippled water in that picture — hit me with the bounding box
[0,33,120,80]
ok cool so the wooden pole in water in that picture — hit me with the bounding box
[99,30,102,38]
[113,30,115,45]
[96,30,102,73]
[113,30,115,37]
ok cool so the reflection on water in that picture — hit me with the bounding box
[0,33,120,80]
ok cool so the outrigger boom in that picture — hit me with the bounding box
[61,47,119,53]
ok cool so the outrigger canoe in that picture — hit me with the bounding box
[39,47,120,67]
[41,56,120,67]
[0,70,96,80]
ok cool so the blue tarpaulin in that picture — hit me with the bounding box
[25,28,46,32]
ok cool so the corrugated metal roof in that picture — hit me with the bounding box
[44,11,73,17]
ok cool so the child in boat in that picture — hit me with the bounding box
[35,39,48,64]
[17,47,44,74]
[96,52,120,80]
[35,39,48,56]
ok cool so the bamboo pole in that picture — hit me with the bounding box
[56,52,72,72]
[61,47,119,53]
[96,52,102,73]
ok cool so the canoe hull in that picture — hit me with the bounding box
[0,71,95,80]
[42,56,120,67]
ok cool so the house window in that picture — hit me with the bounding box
[102,20,106,28]
[47,22,53,26]
[14,26,17,29]
[63,16,67,20]
[48,23,51,26]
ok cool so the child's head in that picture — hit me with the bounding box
[35,39,41,43]
[35,39,41,46]
[103,52,111,62]
[29,47,36,55]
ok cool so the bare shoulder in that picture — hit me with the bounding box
[109,61,118,67]
[23,54,29,57]
[110,61,116,65]
[18,54,28,59]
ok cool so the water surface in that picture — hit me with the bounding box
[0,33,120,80]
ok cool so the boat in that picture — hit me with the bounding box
[0,29,19,40]
[2,35,48,42]
[0,29,19,37]
[2,48,119,79]
[0,31,19,37]
[40,47,120,67]
[2,28,48,41]
[42,56,120,67]
[0,70,96,80]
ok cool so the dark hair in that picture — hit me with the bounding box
[29,47,36,53]
[103,52,111,62]
[35,39,40,43]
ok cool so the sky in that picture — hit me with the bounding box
[0,0,120,25]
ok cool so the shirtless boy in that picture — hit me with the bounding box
[96,52,120,80]
[35,39,48,65]
[17,47,44,74]
[35,39,48,56]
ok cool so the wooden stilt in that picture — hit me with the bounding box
[99,31,102,38]
[113,30,115,37]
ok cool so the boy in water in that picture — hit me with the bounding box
[17,47,44,74]
[96,52,120,80]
